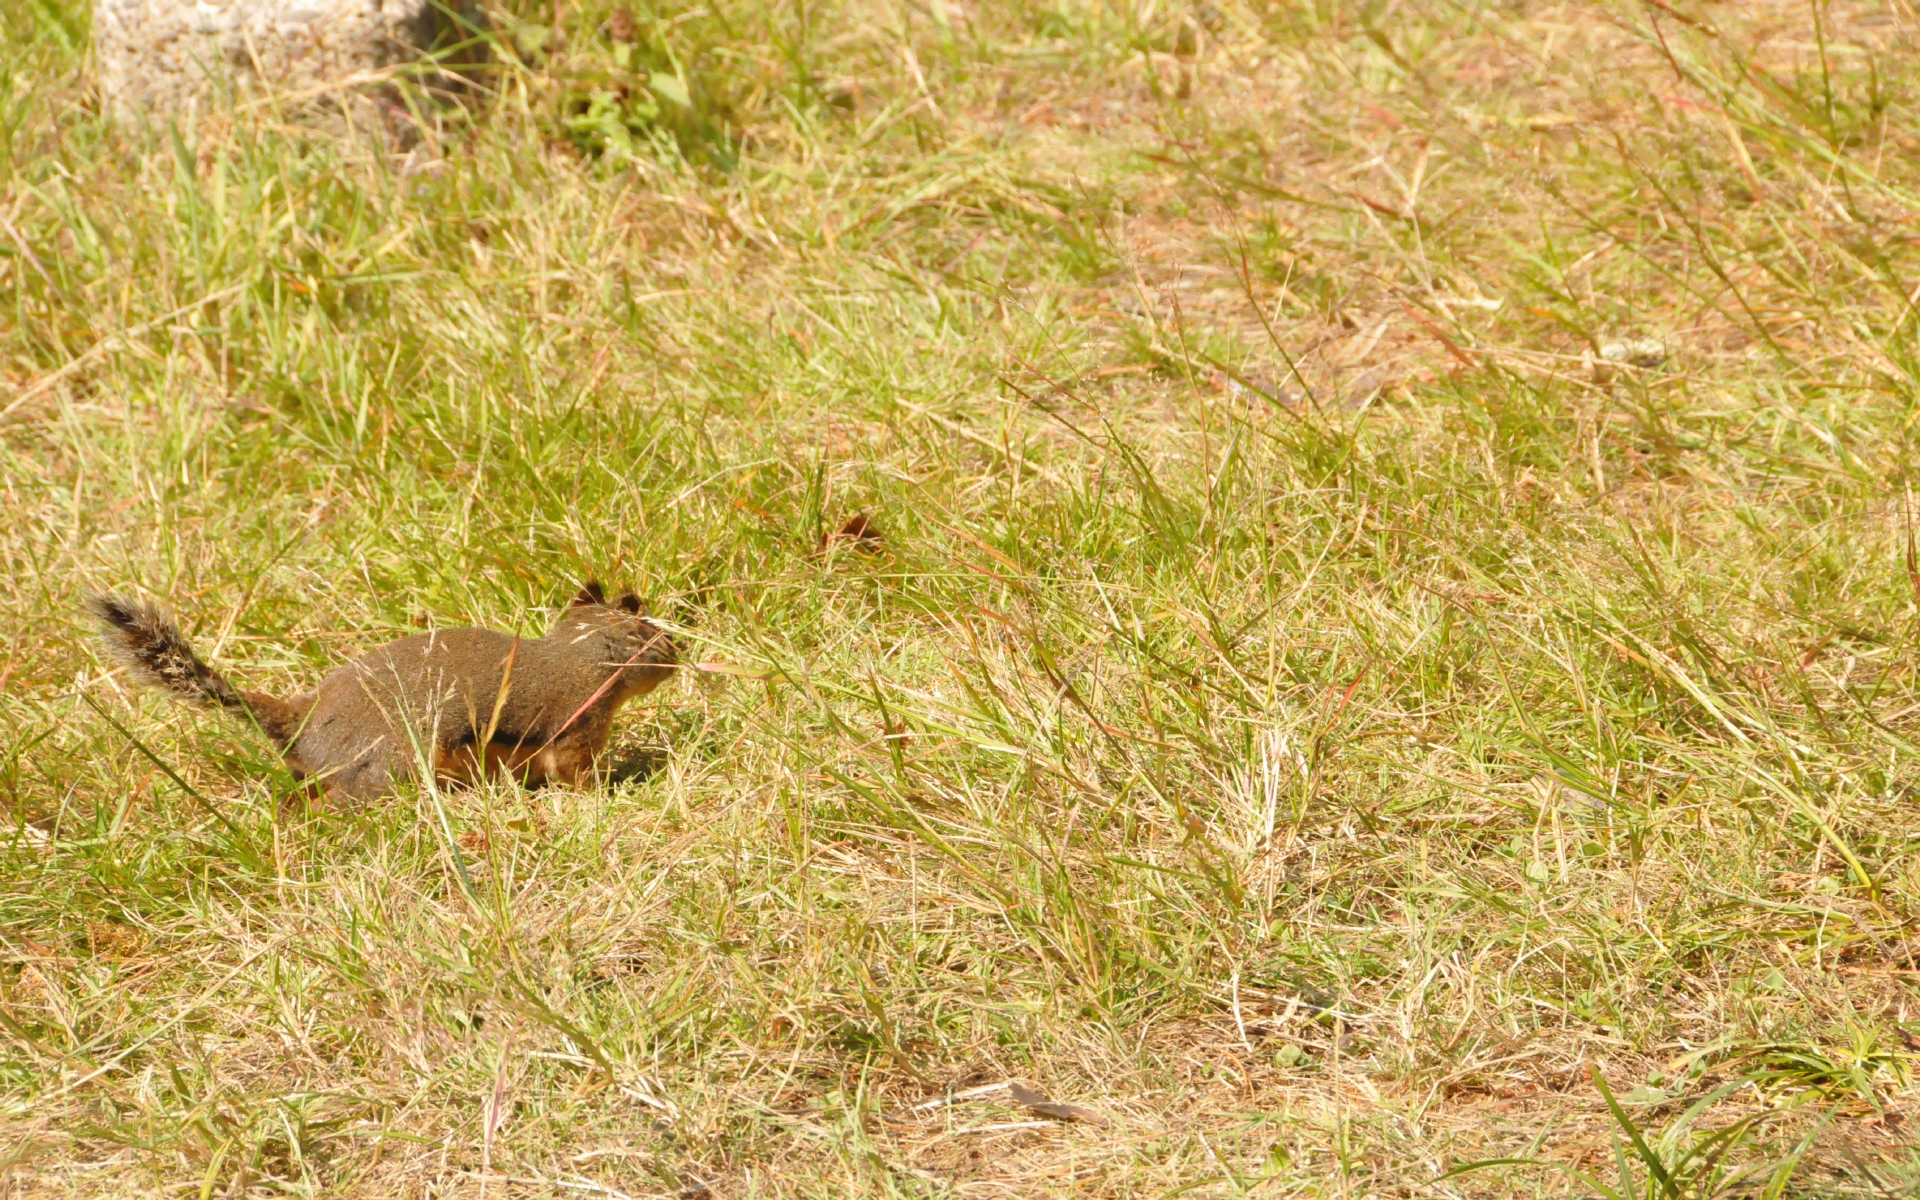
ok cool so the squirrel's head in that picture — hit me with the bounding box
[557,582,680,697]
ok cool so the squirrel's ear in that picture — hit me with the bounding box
[572,582,606,607]
[616,592,642,614]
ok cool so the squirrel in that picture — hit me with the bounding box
[88,583,678,801]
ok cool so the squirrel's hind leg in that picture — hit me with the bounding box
[278,777,325,820]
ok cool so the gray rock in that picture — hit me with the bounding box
[94,0,485,122]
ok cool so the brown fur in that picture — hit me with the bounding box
[90,585,678,801]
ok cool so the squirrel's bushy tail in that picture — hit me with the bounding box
[89,595,302,745]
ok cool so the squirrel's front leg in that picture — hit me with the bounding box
[531,738,599,788]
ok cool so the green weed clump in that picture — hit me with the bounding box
[2,0,1919,1193]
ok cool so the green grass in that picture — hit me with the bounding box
[3,0,1920,1193]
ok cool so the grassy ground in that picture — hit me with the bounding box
[3,0,1920,1193]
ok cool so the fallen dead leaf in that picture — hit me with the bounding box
[821,512,883,553]
[1007,1080,1112,1127]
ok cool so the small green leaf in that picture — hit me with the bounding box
[649,72,691,107]
[511,21,551,55]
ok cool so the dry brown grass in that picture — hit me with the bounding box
[3,0,1920,1194]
